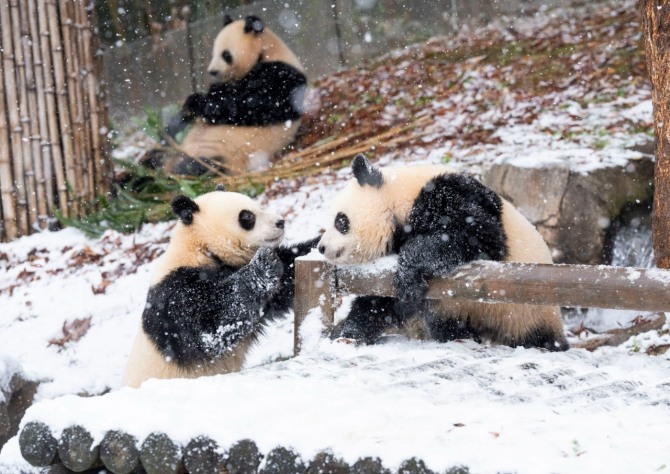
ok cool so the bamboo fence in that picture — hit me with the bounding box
[0,0,111,242]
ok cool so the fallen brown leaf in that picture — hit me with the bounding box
[48,317,92,348]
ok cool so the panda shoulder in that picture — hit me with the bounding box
[418,173,503,216]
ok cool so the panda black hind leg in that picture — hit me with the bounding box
[332,296,408,344]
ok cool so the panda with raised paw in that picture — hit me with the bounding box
[164,14,307,176]
[123,186,319,387]
[318,155,569,351]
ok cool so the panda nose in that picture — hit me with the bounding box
[318,244,326,255]
[208,69,219,77]
[275,219,285,229]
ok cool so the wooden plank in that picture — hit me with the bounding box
[335,261,670,312]
[293,258,336,355]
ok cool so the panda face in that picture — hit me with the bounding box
[172,190,285,267]
[318,179,396,265]
[208,17,264,82]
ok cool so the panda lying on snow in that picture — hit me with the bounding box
[123,186,318,387]
[162,14,307,176]
[318,155,569,351]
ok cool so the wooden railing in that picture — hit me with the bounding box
[293,257,670,354]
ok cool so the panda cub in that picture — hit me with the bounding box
[123,187,318,387]
[318,155,569,351]
[165,14,307,175]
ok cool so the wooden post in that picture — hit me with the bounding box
[140,432,183,474]
[293,257,336,355]
[19,422,58,467]
[292,258,670,353]
[641,0,670,269]
[100,430,140,474]
[57,425,100,472]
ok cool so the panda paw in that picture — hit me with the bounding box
[251,247,284,289]
[394,269,428,317]
[183,93,205,118]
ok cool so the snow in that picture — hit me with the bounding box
[0,1,666,472]
[11,315,670,474]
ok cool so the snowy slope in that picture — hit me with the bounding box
[1,0,667,472]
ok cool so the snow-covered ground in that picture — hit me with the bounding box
[2,1,669,472]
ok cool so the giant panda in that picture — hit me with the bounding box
[123,187,319,387]
[317,155,569,351]
[164,14,306,175]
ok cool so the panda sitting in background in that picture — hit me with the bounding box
[123,186,319,387]
[318,155,569,351]
[163,14,307,176]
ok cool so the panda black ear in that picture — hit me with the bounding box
[171,195,200,226]
[223,14,234,27]
[352,154,383,188]
[214,183,226,192]
[244,15,264,34]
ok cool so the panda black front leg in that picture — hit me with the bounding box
[394,233,467,318]
[142,247,283,367]
[332,296,405,344]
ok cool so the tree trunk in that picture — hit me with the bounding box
[641,0,670,269]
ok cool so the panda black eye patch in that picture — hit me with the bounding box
[335,212,350,235]
[239,210,256,230]
[222,50,233,64]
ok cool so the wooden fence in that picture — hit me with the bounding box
[0,0,111,242]
[293,258,670,354]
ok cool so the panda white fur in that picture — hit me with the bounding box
[318,155,569,351]
[123,187,318,387]
[165,14,306,175]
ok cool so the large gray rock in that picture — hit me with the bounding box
[482,156,654,264]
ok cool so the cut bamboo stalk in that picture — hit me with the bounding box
[36,0,67,213]
[5,0,30,236]
[19,0,46,230]
[47,0,78,217]
[26,0,52,222]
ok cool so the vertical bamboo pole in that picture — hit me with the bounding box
[26,0,53,222]
[4,0,29,236]
[60,0,86,214]
[37,0,68,213]
[0,5,18,241]
[19,0,48,230]
[74,0,94,202]
[47,0,78,217]
[80,0,110,197]
[75,1,95,202]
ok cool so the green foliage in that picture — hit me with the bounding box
[132,108,165,143]
[56,160,218,238]
[57,158,269,238]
